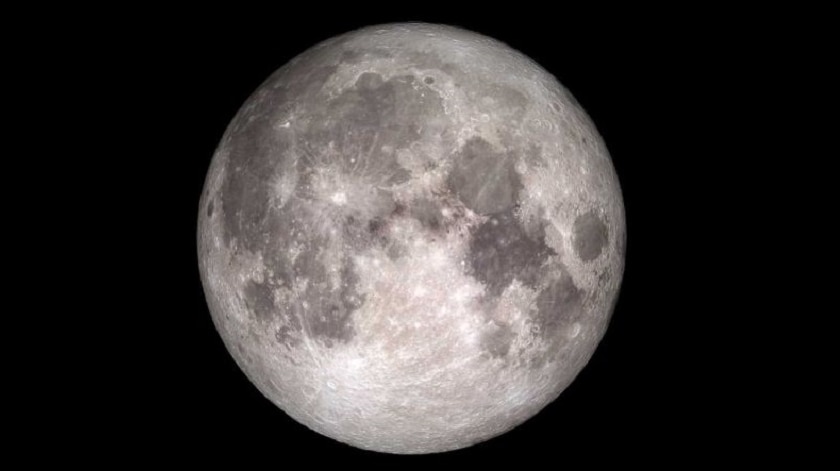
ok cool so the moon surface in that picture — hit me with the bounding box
[197,23,625,454]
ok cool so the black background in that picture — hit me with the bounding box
[86,8,816,464]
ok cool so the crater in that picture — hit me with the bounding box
[478,84,529,124]
[206,200,214,218]
[481,322,514,358]
[447,137,523,215]
[274,325,297,346]
[533,265,584,341]
[573,211,608,262]
[355,71,384,91]
[467,209,555,297]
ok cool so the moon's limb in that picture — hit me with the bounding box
[197,23,625,454]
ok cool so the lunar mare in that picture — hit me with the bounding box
[197,23,625,454]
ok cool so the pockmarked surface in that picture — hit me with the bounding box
[198,23,625,454]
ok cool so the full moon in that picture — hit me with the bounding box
[197,23,625,454]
